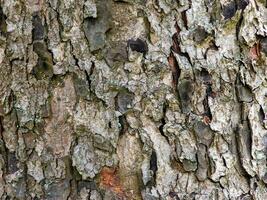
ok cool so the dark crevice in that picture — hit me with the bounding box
[147,150,157,187]
[114,90,130,136]
[221,156,227,172]
[259,106,265,126]
[200,68,212,85]
[72,54,80,70]
[158,118,166,137]
[206,84,215,98]
[64,157,78,199]
[188,0,192,7]
[159,103,170,144]
[5,90,15,115]
[203,0,210,13]
[180,51,193,66]
[85,61,95,92]
[70,41,83,74]
[207,176,223,185]
[195,148,200,174]
[23,164,30,199]
[174,20,181,34]
[0,117,3,135]
[203,95,212,121]
[235,128,253,183]
[0,6,7,37]
[205,144,212,177]
[181,10,188,30]
[180,0,193,30]
[53,3,64,42]
[108,121,112,129]
[201,69,214,124]
[118,115,128,136]
[168,52,181,92]
[246,119,253,160]
[0,116,7,175]
[171,33,181,54]
[45,41,55,62]
[113,0,131,5]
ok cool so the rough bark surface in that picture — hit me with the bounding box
[0,0,267,199]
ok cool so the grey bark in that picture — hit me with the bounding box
[0,0,267,199]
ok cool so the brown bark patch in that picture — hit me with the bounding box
[44,76,76,158]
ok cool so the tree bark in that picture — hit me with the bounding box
[0,0,267,199]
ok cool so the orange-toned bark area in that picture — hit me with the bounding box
[99,167,126,198]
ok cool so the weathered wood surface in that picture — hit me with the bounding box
[0,0,267,199]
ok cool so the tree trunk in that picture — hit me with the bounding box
[0,0,267,199]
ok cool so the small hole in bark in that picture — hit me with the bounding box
[127,38,148,55]
[200,68,212,84]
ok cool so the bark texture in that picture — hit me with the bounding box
[0,0,267,199]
